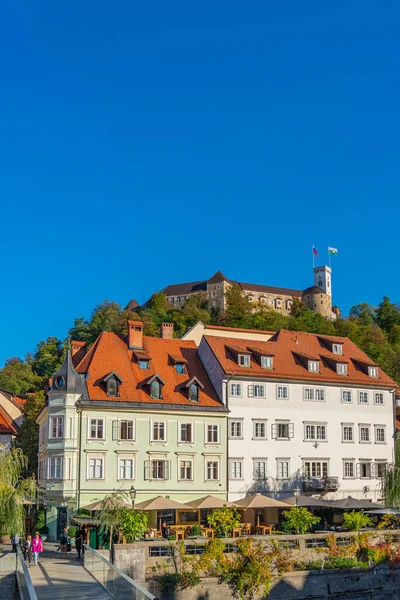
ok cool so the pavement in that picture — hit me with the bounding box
[28,543,112,600]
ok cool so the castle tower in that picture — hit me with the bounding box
[313,266,332,297]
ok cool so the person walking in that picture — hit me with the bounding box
[31,532,43,566]
[12,532,20,553]
[75,527,83,559]
[23,536,32,566]
[81,525,88,556]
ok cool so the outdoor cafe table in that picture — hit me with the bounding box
[201,527,214,539]
[255,524,273,535]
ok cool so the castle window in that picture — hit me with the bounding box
[276,298,282,308]
[175,362,186,374]
[139,359,150,369]
[248,296,253,302]
[332,344,342,355]
[212,291,216,297]
[238,354,250,367]
[189,383,199,402]
[150,380,162,400]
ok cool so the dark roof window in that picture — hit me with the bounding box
[102,371,123,398]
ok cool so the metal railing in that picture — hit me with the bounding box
[83,544,158,600]
[16,546,38,600]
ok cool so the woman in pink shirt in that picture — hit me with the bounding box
[31,532,44,566]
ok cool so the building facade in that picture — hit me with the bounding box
[36,322,228,540]
[0,388,24,448]
[198,330,396,503]
[130,268,338,319]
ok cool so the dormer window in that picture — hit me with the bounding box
[337,363,347,375]
[332,344,343,355]
[175,362,186,375]
[150,380,162,399]
[189,383,199,402]
[238,354,250,367]
[308,360,319,373]
[177,376,204,402]
[368,366,378,378]
[139,359,150,369]
[101,371,123,397]
[261,356,273,369]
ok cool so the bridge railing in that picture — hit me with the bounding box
[83,544,158,600]
[16,546,38,600]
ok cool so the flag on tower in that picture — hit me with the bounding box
[313,246,318,257]
[328,247,338,255]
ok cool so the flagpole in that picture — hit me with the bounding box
[328,248,331,269]
[312,245,315,269]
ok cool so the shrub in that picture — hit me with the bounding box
[377,513,400,530]
[281,507,321,535]
[342,511,372,532]
[67,526,76,538]
[121,509,149,542]
[295,560,324,571]
[190,525,202,536]
[324,557,358,570]
[35,510,45,531]
[207,506,241,538]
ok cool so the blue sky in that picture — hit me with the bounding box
[1,0,399,366]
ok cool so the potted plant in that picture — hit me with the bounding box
[0,529,10,544]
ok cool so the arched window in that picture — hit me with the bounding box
[107,377,118,397]
[189,383,199,402]
[150,380,162,399]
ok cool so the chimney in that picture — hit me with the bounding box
[160,322,174,339]
[71,340,86,357]
[128,320,143,348]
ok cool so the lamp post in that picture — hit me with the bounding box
[129,486,136,509]
[294,485,301,508]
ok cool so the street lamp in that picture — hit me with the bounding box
[294,485,301,508]
[129,486,136,509]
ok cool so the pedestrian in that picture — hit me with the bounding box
[31,532,43,566]
[23,536,32,565]
[12,532,20,553]
[81,525,88,557]
[75,527,83,559]
[161,521,170,539]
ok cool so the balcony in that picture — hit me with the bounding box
[302,476,340,495]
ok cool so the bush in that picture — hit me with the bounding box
[324,557,358,570]
[67,526,76,538]
[121,509,148,542]
[342,511,372,532]
[207,506,241,538]
[295,560,324,571]
[35,510,45,531]
[281,507,321,535]
[190,525,202,536]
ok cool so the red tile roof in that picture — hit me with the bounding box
[0,405,17,435]
[75,332,223,408]
[203,330,397,388]
[205,325,276,335]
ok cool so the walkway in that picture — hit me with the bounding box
[29,544,111,600]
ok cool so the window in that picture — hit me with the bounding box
[212,291,216,297]
[360,426,370,443]
[304,461,328,478]
[359,461,372,478]
[304,388,325,401]
[50,417,63,439]
[149,546,173,557]
[332,344,343,355]
[277,386,288,399]
[89,418,104,439]
[206,424,220,443]
[179,423,193,443]
[343,461,355,478]
[139,359,149,369]
[119,458,134,480]
[376,462,387,478]
[261,356,273,369]
[342,425,354,442]
[358,391,368,404]
[49,457,62,479]
[248,384,265,398]
[253,460,267,480]
[120,420,135,441]
[175,363,186,374]
[179,459,193,480]
[152,421,166,442]
[375,393,384,405]
[189,383,199,402]
[229,460,243,480]
[276,298,282,307]
[248,297,253,302]
[152,460,168,480]
[308,361,319,372]
[337,363,347,375]
[238,354,250,367]
[368,366,378,378]
[253,420,267,439]
[305,424,327,441]
[88,457,103,479]
[277,460,289,479]
[107,377,119,397]
[230,383,242,397]
[375,426,386,443]
[150,380,162,399]
[271,422,294,439]
[342,390,352,403]
[206,460,219,480]
[229,420,243,438]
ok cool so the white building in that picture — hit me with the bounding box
[198,329,396,503]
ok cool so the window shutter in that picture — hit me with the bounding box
[288,423,294,438]
[144,460,151,480]
[371,463,377,479]
[271,424,277,439]
[248,385,254,398]
[112,420,119,441]
[356,462,361,479]
[166,461,171,480]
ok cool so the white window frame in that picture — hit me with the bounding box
[206,423,220,444]
[276,385,289,400]
[88,418,105,440]
[358,460,372,479]
[151,420,167,443]
[248,384,265,398]
[253,458,267,480]
[304,387,325,402]
[359,424,371,443]
[238,354,250,367]
[308,361,319,373]
[374,425,386,444]
[253,419,268,440]
[276,459,290,480]
[228,419,243,439]
[337,363,347,375]
[368,366,378,378]
[151,459,169,480]
[179,422,194,443]
[303,460,329,478]
[343,460,355,479]
[230,383,242,397]
[341,390,352,404]
[358,391,369,404]
[48,456,63,479]
[119,420,135,441]
[304,422,327,442]
[374,392,384,405]
[229,458,244,480]
[332,344,343,355]
[261,356,273,369]
[118,457,135,480]
[179,457,194,481]
[205,458,220,481]
[341,423,354,443]
[49,416,63,439]
[87,455,104,480]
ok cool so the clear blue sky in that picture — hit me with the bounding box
[1,0,399,366]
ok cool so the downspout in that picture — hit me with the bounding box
[77,405,83,510]
[225,375,233,501]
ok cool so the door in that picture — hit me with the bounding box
[56,508,68,541]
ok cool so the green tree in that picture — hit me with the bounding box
[281,507,320,534]
[349,302,376,326]
[0,358,41,395]
[121,509,149,541]
[207,505,241,537]
[342,511,372,532]
[32,337,64,379]
[381,437,400,508]
[95,492,128,548]
[224,284,252,327]
[375,296,400,333]
[0,446,36,535]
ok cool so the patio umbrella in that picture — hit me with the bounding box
[134,496,189,530]
[285,495,335,508]
[185,496,237,509]
[363,508,400,515]
[331,496,382,510]
[235,493,290,526]
[83,500,132,511]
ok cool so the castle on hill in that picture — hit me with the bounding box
[127,267,339,320]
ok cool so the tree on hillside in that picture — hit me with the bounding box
[69,300,134,345]
[349,302,376,326]
[375,297,400,333]
[0,358,41,395]
[224,284,252,327]
[32,337,64,379]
